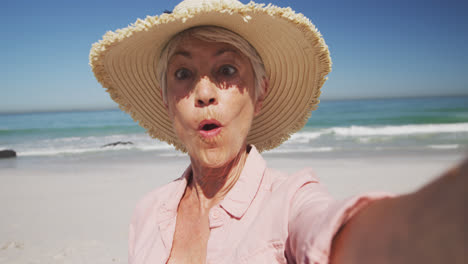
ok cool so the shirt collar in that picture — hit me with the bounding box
[160,145,266,220]
[219,145,266,219]
[158,168,190,222]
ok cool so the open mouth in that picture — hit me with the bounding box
[201,123,220,131]
[198,119,222,138]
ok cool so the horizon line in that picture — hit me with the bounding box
[1,93,467,115]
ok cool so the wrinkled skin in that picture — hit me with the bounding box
[164,37,267,264]
[165,37,264,169]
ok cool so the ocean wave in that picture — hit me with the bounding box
[6,122,468,158]
[268,147,333,154]
[18,143,176,157]
[427,144,459,150]
[330,123,468,137]
[138,145,175,151]
[0,125,142,136]
[288,132,322,143]
[20,147,111,157]
[15,133,175,157]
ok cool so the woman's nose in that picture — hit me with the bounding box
[195,77,218,107]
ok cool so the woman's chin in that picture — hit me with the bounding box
[184,134,248,169]
[188,143,242,169]
[195,148,231,168]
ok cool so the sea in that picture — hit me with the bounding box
[1,96,467,160]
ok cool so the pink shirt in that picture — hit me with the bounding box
[129,146,387,263]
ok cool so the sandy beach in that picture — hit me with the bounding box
[0,149,466,264]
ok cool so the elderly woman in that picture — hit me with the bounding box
[90,0,467,263]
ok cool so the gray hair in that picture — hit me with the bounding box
[157,26,266,103]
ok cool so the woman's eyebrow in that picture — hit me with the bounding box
[215,48,240,57]
[170,48,239,61]
[172,50,191,59]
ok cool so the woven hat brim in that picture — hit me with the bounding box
[90,2,331,152]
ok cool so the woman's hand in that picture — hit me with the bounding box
[330,158,468,264]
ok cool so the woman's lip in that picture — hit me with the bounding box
[198,119,222,139]
[198,119,222,130]
[199,126,222,138]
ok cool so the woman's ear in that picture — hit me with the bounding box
[254,77,269,116]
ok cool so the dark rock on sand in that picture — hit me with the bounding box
[0,149,17,159]
[101,141,134,148]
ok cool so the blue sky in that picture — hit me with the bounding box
[1,0,467,113]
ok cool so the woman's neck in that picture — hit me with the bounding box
[186,146,249,212]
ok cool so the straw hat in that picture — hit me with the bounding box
[89,0,331,152]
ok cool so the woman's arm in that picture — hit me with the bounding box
[330,159,468,264]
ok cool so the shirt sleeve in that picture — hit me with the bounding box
[286,177,390,264]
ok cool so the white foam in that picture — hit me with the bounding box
[17,135,176,157]
[159,152,187,157]
[289,131,322,143]
[10,122,468,157]
[20,147,109,157]
[54,137,82,142]
[137,144,175,151]
[331,123,468,137]
[427,144,459,150]
[268,147,333,154]
[18,143,175,157]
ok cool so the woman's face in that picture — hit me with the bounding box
[165,37,262,168]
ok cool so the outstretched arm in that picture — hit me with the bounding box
[330,159,468,264]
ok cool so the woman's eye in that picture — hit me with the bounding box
[219,65,237,76]
[174,68,192,80]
